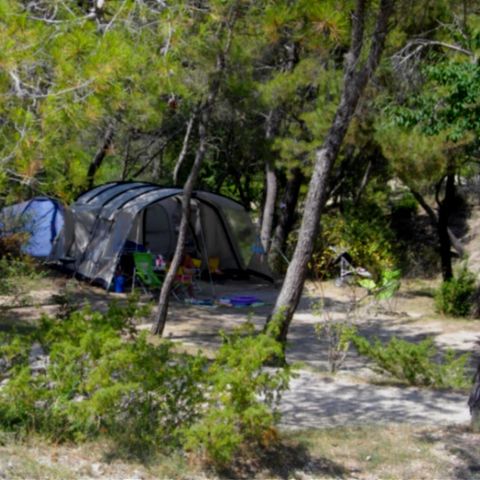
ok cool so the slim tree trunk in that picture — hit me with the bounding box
[173,113,196,186]
[410,188,465,260]
[268,167,303,271]
[354,159,372,204]
[260,110,279,252]
[260,42,298,253]
[152,112,208,335]
[265,0,395,346]
[438,173,455,281]
[86,124,114,189]
[152,10,237,336]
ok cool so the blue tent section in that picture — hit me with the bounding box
[0,197,64,257]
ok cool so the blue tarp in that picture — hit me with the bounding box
[0,197,64,257]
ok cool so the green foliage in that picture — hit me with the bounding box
[389,61,480,142]
[350,333,470,389]
[183,321,290,467]
[0,301,290,466]
[0,241,43,296]
[435,267,476,317]
[391,192,418,217]
[313,210,397,279]
[314,316,357,374]
[357,269,401,301]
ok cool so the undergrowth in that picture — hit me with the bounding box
[349,333,470,389]
[435,266,476,317]
[0,297,290,468]
[0,232,44,295]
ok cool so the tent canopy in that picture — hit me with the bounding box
[0,197,64,257]
[51,182,273,287]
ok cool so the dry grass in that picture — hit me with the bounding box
[288,424,478,480]
[1,424,479,479]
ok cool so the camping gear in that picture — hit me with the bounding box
[132,251,163,294]
[230,295,260,306]
[0,197,66,257]
[113,275,125,293]
[50,181,273,289]
[217,295,264,307]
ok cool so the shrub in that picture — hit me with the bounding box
[0,252,43,296]
[349,333,470,389]
[357,268,401,301]
[312,210,397,280]
[0,232,28,259]
[435,267,476,317]
[0,301,290,466]
[183,322,290,467]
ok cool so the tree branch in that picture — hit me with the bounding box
[173,113,196,186]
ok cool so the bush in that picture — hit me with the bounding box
[435,267,476,317]
[0,232,28,259]
[183,322,290,467]
[350,333,470,389]
[390,192,418,219]
[0,300,290,466]
[312,210,397,280]
[0,230,43,296]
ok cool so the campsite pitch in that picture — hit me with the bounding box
[1,273,480,478]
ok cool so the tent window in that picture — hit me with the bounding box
[143,204,172,255]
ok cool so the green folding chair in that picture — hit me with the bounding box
[132,252,163,295]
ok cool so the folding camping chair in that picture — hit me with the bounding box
[171,265,194,301]
[132,252,163,295]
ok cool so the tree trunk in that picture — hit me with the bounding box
[268,167,303,271]
[438,173,455,281]
[354,159,372,204]
[260,41,298,253]
[173,113,196,186]
[260,110,279,252]
[86,124,114,189]
[152,113,208,336]
[410,188,465,258]
[265,0,395,347]
[152,11,236,336]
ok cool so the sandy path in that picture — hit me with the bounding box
[7,276,478,431]
[158,280,476,430]
[279,370,470,429]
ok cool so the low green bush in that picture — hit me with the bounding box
[435,267,476,317]
[392,192,418,213]
[0,299,290,467]
[312,210,397,280]
[184,322,290,466]
[349,333,470,389]
[0,255,44,295]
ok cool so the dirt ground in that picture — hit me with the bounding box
[2,272,480,478]
[3,273,478,426]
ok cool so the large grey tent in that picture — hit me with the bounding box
[50,181,272,288]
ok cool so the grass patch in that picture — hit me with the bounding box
[291,424,452,479]
[0,424,464,479]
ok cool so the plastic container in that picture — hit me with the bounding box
[230,295,260,306]
[113,275,125,293]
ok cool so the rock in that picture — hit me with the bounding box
[90,463,104,477]
[29,342,45,361]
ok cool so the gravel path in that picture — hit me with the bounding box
[19,277,477,432]
[279,370,470,429]
[147,280,476,431]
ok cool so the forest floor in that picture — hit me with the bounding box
[1,272,480,478]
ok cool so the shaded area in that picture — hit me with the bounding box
[420,426,480,480]
[216,440,348,480]
[279,370,470,429]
